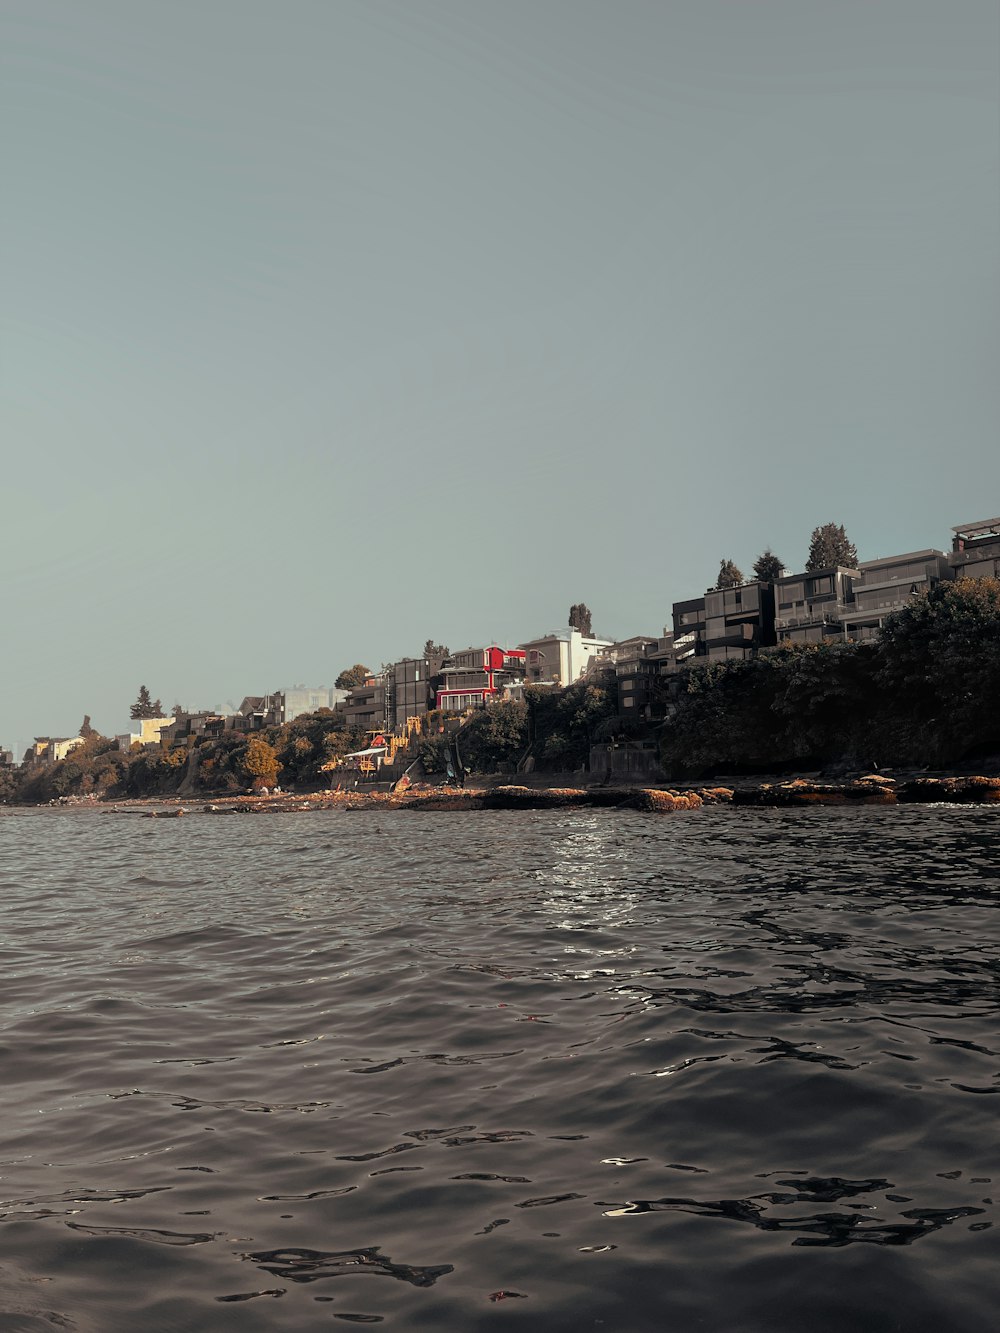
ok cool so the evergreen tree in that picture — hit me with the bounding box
[806,523,859,572]
[423,640,449,659]
[752,549,785,582]
[568,603,593,636]
[79,715,95,738]
[130,686,165,720]
[716,560,744,589]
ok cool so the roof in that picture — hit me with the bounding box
[952,517,1000,537]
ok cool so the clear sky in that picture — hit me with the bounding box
[3,0,998,752]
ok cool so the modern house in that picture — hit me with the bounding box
[773,566,859,645]
[115,716,179,751]
[518,628,612,686]
[950,516,1000,581]
[703,581,776,661]
[435,646,526,713]
[392,657,434,728]
[842,549,951,641]
[671,596,707,663]
[339,673,389,733]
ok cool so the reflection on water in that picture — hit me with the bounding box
[0,805,998,1332]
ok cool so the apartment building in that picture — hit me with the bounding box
[703,581,776,661]
[842,549,951,641]
[950,516,1000,581]
[773,566,858,644]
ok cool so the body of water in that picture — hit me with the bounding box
[1,804,998,1331]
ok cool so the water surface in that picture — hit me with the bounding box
[1,804,997,1330]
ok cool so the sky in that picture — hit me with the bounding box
[3,0,998,752]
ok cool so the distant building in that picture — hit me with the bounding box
[703,581,776,661]
[773,565,859,645]
[614,636,676,720]
[518,628,612,687]
[842,549,952,641]
[340,673,389,733]
[435,646,526,713]
[115,716,177,752]
[949,516,1000,581]
[278,686,346,723]
[671,596,708,663]
[1,746,15,769]
[23,736,84,765]
[391,658,434,728]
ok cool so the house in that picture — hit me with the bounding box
[159,711,228,746]
[842,549,952,641]
[339,673,389,732]
[773,565,859,645]
[615,636,677,721]
[671,596,708,662]
[518,628,612,687]
[115,716,178,752]
[703,581,776,661]
[435,646,526,713]
[391,658,434,728]
[949,516,1000,581]
[23,736,84,765]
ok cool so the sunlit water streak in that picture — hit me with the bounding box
[1,805,997,1331]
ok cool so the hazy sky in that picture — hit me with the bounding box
[3,0,998,751]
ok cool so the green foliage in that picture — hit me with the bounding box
[659,578,1000,775]
[79,715,95,738]
[716,560,744,589]
[130,686,164,720]
[525,672,618,770]
[335,664,371,689]
[568,603,593,636]
[752,549,784,582]
[457,701,528,772]
[423,640,449,660]
[805,523,858,572]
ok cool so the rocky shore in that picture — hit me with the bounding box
[105,773,1000,817]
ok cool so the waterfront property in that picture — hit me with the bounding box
[520,627,613,686]
[842,549,951,642]
[435,645,526,712]
[772,565,859,645]
[950,516,1000,580]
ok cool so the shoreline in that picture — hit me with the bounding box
[11,773,1000,816]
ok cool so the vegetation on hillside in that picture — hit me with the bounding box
[659,578,1000,775]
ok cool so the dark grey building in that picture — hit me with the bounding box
[950,516,1000,581]
[773,566,858,644]
[703,581,776,661]
[842,549,951,641]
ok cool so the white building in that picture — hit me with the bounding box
[518,627,614,687]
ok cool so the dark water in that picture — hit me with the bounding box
[1,804,997,1332]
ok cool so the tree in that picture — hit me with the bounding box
[716,560,744,589]
[171,703,186,718]
[752,549,785,582]
[130,686,165,720]
[568,603,593,636]
[806,523,858,572]
[239,736,281,791]
[335,664,371,690]
[423,640,449,660]
[79,715,95,738]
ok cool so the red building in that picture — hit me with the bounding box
[435,646,526,712]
